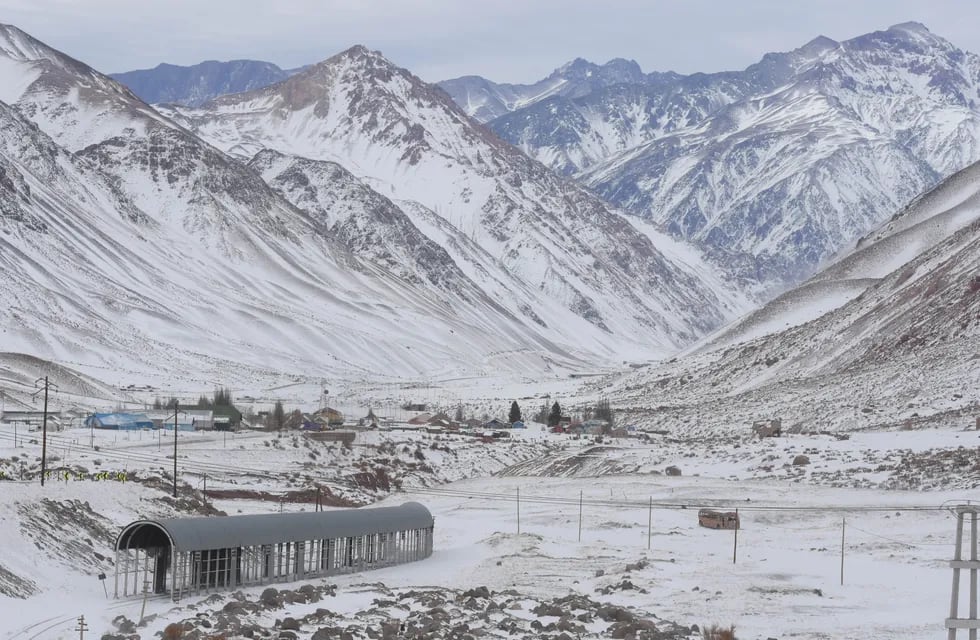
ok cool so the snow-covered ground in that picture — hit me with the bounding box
[1,421,975,639]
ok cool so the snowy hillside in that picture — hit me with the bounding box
[161,45,750,355]
[465,23,980,285]
[0,25,607,388]
[600,157,980,435]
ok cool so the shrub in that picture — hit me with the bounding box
[162,623,183,640]
[702,624,736,640]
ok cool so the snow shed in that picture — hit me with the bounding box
[114,502,434,600]
[85,412,154,430]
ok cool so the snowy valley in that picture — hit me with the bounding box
[0,16,977,640]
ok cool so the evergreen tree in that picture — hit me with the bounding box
[454,404,464,422]
[534,402,549,423]
[272,400,285,430]
[594,396,614,433]
[509,400,522,424]
[152,397,163,410]
[547,401,562,427]
[212,387,233,406]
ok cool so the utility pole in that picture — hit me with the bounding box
[75,615,88,640]
[173,401,178,499]
[647,496,653,550]
[733,508,739,564]
[840,517,846,586]
[33,376,57,487]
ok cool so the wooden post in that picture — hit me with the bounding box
[578,490,583,542]
[840,517,845,585]
[516,487,521,535]
[733,508,738,564]
[647,496,652,550]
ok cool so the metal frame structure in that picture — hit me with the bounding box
[948,506,980,639]
[114,502,434,600]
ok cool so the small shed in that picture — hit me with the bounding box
[698,509,740,530]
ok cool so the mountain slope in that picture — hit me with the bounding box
[0,25,610,386]
[110,59,293,107]
[605,157,980,435]
[161,45,750,356]
[472,23,980,285]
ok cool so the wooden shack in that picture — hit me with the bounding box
[698,509,740,530]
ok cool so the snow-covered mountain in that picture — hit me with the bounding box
[0,24,749,393]
[439,57,653,123]
[463,23,980,285]
[0,25,596,387]
[604,155,980,435]
[161,45,750,356]
[110,59,295,107]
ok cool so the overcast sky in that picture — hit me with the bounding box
[3,0,980,83]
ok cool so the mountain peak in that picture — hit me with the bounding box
[337,44,386,62]
[557,57,593,74]
[797,35,839,56]
[0,22,53,61]
[888,21,931,34]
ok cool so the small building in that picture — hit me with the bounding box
[511,421,526,429]
[407,413,432,425]
[85,413,153,430]
[483,418,506,430]
[698,509,740,530]
[583,419,608,433]
[304,431,356,447]
[314,407,344,427]
[403,403,427,412]
[114,502,434,600]
[1,410,62,429]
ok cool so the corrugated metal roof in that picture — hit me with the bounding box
[117,502,433,552]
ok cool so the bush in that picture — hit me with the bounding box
[702,624,736,640]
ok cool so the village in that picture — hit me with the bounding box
[0,390,636,444]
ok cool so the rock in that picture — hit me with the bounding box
[223,601,245,614]
[113,616,137,634]
[793,455,811,466]
[594,568,605,577]
[312,627,341,640]
[531,602,565,617]
[462,586,491,599]
[380,621,401,640]
[280,618,300,631]
[260,587,282,608]
[665,465,682,476]
[625,559,648,572]
[596,605,634,623]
